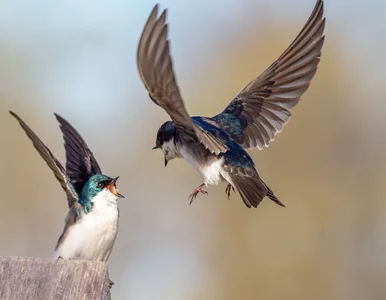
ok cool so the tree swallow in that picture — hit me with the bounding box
[137,0,325,208]
[10,111,124,261]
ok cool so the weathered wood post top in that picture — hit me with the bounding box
[0,256,111,300]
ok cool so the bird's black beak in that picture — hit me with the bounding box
[152,145,160,150]
[164,157,168,167]
[108,176,125,198]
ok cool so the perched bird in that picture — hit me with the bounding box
[137,0,325,208]
[10,112,124,260]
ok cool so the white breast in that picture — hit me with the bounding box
[54,190,119,261]
[178,146,229,186]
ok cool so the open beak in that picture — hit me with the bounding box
[107,176,124,198]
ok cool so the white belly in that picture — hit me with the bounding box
[54,205,119,261]
[179,146,231,186]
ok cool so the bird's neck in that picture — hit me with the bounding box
[78,197,93,214]
[79,189,118,214]
[163,138,182,158]
[90,190,118,214]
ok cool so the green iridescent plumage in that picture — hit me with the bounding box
[79,174,113,213]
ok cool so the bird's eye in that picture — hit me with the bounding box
[97,182,104,189]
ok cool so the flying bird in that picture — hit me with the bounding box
[137,0,325,208]
[10,111,124,261]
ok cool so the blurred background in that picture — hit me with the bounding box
[0,0,385,299]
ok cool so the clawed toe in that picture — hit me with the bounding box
[225,184,235,199]
[188,183,208,205]
[109,279,114,289]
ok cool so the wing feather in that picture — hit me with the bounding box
[137,5,228,154]
[10,111,79,209]
[213,0,325,149]
[54,114,101,194]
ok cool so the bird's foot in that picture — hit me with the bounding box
[109,279,114,289]
[225,184,235,199]
[57,256,72,261]
[188,183,208,205]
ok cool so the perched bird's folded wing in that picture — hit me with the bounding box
[137,5,228,155]
[10,111,80,209]
[54,114,102,195]
[212,0,325,150]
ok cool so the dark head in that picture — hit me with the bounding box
[80,174,124,212]
[152,121,179,166]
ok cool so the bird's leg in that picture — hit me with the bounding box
[109,279,114,289]
[188,183,208,205]
[225,184,235,199]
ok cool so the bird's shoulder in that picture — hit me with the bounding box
[210,102,246,137]
[191,116,232,144]
[190,116,254,169]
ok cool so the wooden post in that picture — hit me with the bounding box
[0,256,111,300]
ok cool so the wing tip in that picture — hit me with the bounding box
[148,4,160,23]
[53,113,71,131]
[9,111,28,131]
[9,110,18,119]
[147,3,168,27]
[53,112,64,123]
[152,3,159,13]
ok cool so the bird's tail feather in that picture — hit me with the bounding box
[231,175,285,208]
[262,182,285,207]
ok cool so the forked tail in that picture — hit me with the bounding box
[230,173,285,208]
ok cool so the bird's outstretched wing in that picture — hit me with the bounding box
[212,0,325,149]
[54,114,102,195]
[10,111,80,209]
[137,5,229,155]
